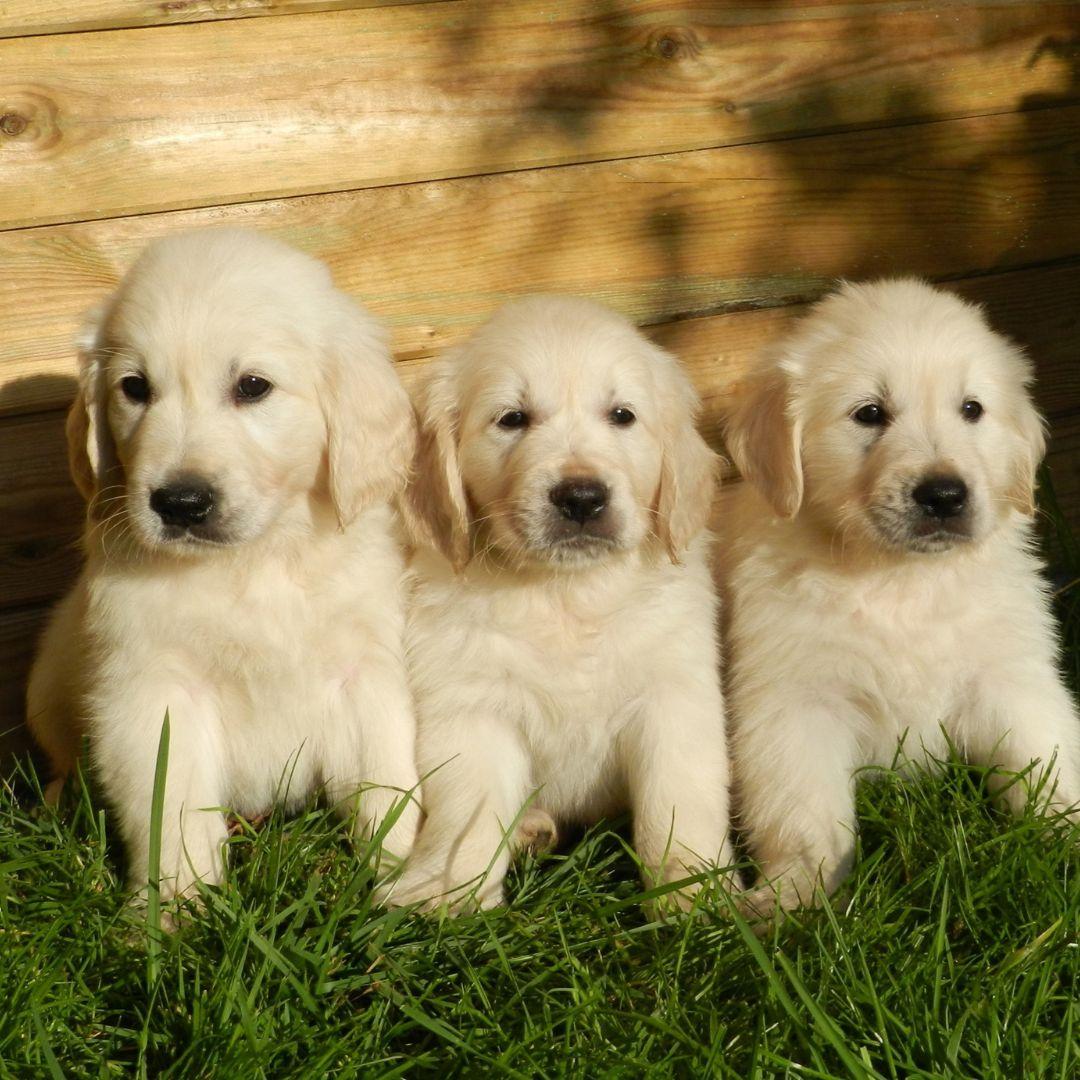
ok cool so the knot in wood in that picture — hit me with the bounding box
[649,28,702,62]
[1,113,27,137]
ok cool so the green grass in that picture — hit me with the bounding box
[1,760,1077,1078]
[1,474,1078,1079]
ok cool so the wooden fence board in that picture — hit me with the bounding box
[3,104,1080,416]
[0,410,81,610]
[0,604,47,756]
[1,0,1077,228]
[0,1,437,39]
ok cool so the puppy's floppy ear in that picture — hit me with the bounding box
[653,348,719,562]
[722,364,804,518]
[400,356,471,569]
[67,303,119,515]
[1004,359,1047,518]
[323,298,416,527]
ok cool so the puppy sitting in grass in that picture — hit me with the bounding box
[381,296,734,912]
[27,228,421,908]
[718,279,1080,916]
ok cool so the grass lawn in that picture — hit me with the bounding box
[2,478,1079,1078]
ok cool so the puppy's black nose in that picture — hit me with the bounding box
[549,479,608,525]
[912,476,968,519]
[150,482,216,527]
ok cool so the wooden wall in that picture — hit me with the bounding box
[2,1,1080,754]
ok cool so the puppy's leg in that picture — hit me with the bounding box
[378,718,530,913]
[962,662,1080,819]
[26,592,83,804]
[621,679,734,913]
[734,695,859,916]
[321,658,422,863]
[27,667,81,807]
[92,683,227,905]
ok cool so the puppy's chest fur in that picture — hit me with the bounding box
[84,511,405,806]
[731,527,1046,749]
[409,551,710,816]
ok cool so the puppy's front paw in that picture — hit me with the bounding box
[735,874,823,931]
[735,883,785,926]
[372,863,443,913]
[643,860,742,921]
[126,888,190,935]
[355,793,422,864]
[374,860,504,915]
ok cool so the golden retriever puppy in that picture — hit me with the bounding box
[381,295,734,912]
[27,228,421,905]
[719,278,1080,915]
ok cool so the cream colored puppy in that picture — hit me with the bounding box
[27,228,421,905]
[381,295,734,912]
[719,279,1080,914]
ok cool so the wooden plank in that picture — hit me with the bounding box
[3,103,1080,416]
[0,411,82,610]
[0,1,436,39]
[1,1,1077,229]
[4,0,1057,38]
[3,258,1079,615]
[651,261,1080,452]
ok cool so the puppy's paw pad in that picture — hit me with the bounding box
[514,808,558,855]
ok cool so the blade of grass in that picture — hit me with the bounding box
[146,710,170,985]
[30,1000,65,1080]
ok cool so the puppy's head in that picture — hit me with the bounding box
[405,296,716,571]
[723,279,1044,555]
[69,227,413,554]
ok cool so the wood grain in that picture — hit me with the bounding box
[652,260,1080,449]
[1,1,1077,229]
[0,410,82,610]
[0,0,436,38]
[4,103,1080,416]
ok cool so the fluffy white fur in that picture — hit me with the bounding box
[718,278,1080,914]
[380,295,734,913]
[27,228,421,905]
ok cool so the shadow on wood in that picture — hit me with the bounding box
[0,373,79,770]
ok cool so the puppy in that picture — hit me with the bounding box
[27,228,421,905]
[382,295,733,912]
[718,279,1080,914]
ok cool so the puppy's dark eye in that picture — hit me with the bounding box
[961,399,984,423]
[496,410,529,430]
[609,406,636,426]
[121,374,151,404]
[852,403,888,427]
[235,375,272,403]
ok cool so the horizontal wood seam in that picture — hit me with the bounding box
[3,96,1076,238]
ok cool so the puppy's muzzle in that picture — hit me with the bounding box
[549,478,608,526]
[912,475,967,520]
[150,479,217,529]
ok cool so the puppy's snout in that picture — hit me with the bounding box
[912,476,968,519]
[150,480,217,527]
[549,478,609,525]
